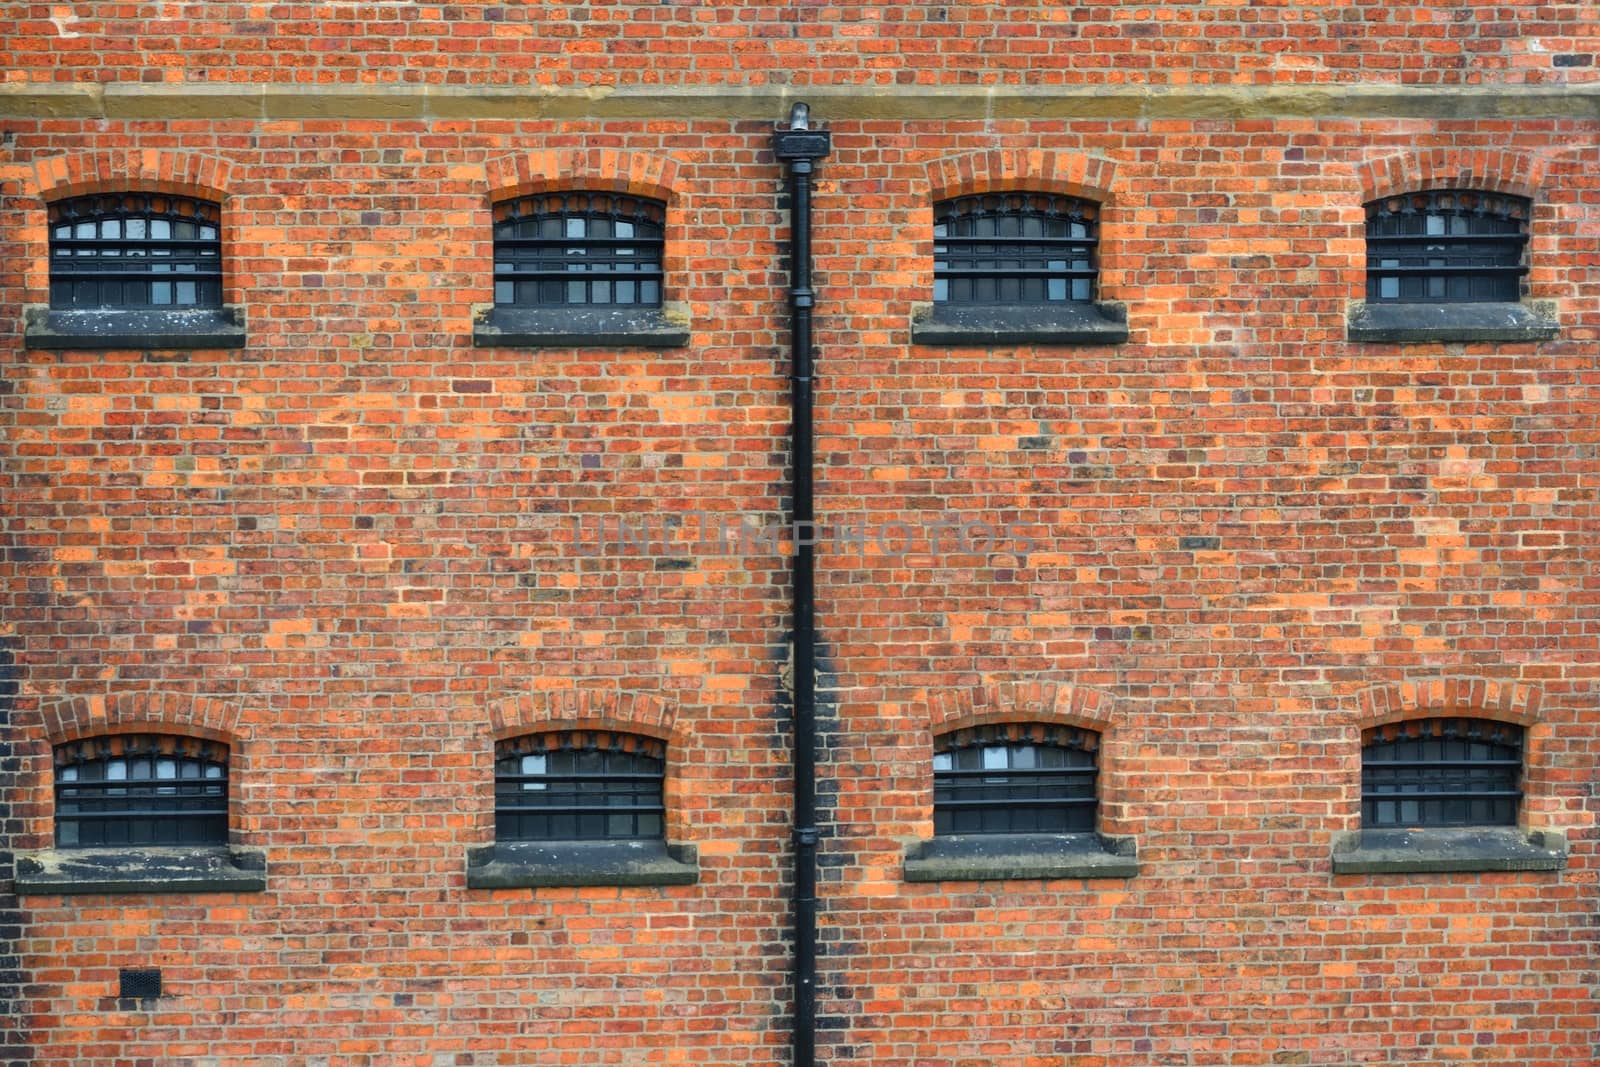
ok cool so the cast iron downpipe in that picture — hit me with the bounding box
[773,102,830,1067]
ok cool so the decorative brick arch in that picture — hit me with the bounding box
[1358,148,1545,204]
[925,149,1121,206]
[925,680,1114,736]
[482,688,689,841]
[20,150,241,306]
[1346,677,1557,829]
[913,681,1131,837]
[483,148,683,205]
[1354,676,1541,731]
[30,149,234,203]
[23,691,249,848]
[487,688,684,749]
[41,690,245,746]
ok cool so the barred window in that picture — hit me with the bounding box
[1362,718,1523,828]
[492,192,665,309]
[49,193,224,310]
[933,192,1099,307]
[933,723,1099,835]
[494,731,666,842]
[54,734,229,848]
[1365,189,1530,304]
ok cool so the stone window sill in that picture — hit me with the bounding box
[1331,827,1568,875]
[910,302,1129,346]
[1346,300,1559,344]
[465,839,699,889]
[14,845,267,896]
[23,305,248,351]
[472,304,691,349]
[903,832,1139,883]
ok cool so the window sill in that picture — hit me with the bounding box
[903,832,1139,883]
[1346,300,1559,343]
[1331,827,1568,875]
[14,845,267,896]
[465,839,699,889]
[472,304,691,349]
[910,303,1129,346]
[23,305,248,351]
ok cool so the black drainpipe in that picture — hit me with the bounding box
[773,102,830,1067]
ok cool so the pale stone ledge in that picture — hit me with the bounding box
[3,83,1600,122]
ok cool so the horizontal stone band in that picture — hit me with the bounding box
[5,83,1600,122]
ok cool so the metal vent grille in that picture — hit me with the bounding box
[119,968,162,999]
[933,722,1099,835]
[494,731,667,842]
[1362,717,1523,828]
[1364,189,1530,304]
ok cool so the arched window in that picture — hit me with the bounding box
[492,192,666,309]
[933,192,1100,307]
[48,193,224,310]
[54,734,229,848]
[494,730,666,842]
[933,722,1099,835]
[1361,717,1523,828]
[1364,189,1530,305]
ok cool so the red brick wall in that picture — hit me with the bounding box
[3,6,1599,1066]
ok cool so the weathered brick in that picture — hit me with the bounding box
[1,6,1598,1067]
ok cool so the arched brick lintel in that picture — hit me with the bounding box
[483,148,683,204]
[1355,677,1542,732]
[1359,148,1546,204]
[487,688,684,750]
[924,680,1115,738]
[41,691,244,747]
[30,150,234,203]
[926,149,1121,206]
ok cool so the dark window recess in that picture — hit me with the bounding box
[933,192,1099,306]
[1365,189,1530,304]
[494,731,666,842]
[48,193,224,310]
[54,734,229,848]
[933,722,1099,835]
[1362,718,1524,828]
[119,968,162,999]
[492,192,666,308]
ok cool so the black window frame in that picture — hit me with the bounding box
[932,191,1101,309]
[1361,717,1524,830]
[493,730,668,843]
[1363,188,1530,306]
[491,191,667,311]
[932,722,1100,836]
[48,191,226,311]
[53,733,230,849]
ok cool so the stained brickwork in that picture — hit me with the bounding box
[2,5,1599,1067]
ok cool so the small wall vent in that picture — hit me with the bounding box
[119,968,162,999]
